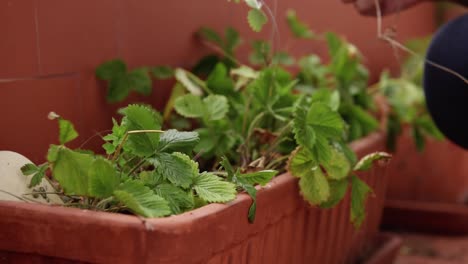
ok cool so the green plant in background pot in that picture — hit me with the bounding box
[377,36,444,152]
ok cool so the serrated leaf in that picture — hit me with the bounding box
[354,152,392,172]
[286,9,314,39]
[247,9,268,32]
[154,183,194,214]
[323,147,351,180]
[29,169,46,188]
[174,94,205,119]
[21,164,38,176]
[88,158,120,198]
[128,68,152,96]
[237,170,277,186]
[58,119,79,145]
[350,175,372,228]
[114,180,170,218]
[287,147,317,177]
[51,147,94,195]
[151,152,197,188]
[120,105,162,156]
[203,95,229,121]
[158,129,199,153]
[193,172,236,203]
[139,170,164,187]
[151,66,174,79]
[320,179,349,209]
[293,104,316,152]
[294,101,344,164]
[299,168,330,205]
[96,59,127,80]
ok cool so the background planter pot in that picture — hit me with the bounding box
[383,127,468,234]
[0,132,389,264]
[386,128,468,204]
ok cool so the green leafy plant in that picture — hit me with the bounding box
[377,36,444,151]
[95,11,390,226]
[20,105,275,218]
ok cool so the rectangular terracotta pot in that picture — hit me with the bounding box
[0,132,388,264]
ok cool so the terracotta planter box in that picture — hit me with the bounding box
[382,199,468,235]
[387,128,468,204]
[0,132,388,264]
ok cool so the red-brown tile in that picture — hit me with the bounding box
[36,0,119,75]
[0,75,84,164]
[0,0,39,78]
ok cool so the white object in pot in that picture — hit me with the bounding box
[0,151,63,204]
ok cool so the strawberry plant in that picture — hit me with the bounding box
[20,105,274,218]
[95,11,391,227]
[377,36,444,151]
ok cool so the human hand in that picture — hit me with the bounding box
[342,0,425,16]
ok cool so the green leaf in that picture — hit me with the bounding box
[322,147,351,180]
[114,180,171,218]
[287,147,317,177]
[293,104,316,152]
[193,172,237,203]
[297,102,344,164]
[286,9,314,39]
[29,168,46,188]
[225,27,241,52]
[354,152,392,172]
[96,59,126,80]
[139,170,163,187]
[174,94,205,119]
[158,129,199,153]
[128,68,152,96]
[299,168,330,205]
[203,95,229,121]
[350,175,372,228]
[247,9,268,32]
[151,152,198,188]
[197,27,223,46]
[47,145,60,162]
[174,94,229,122]
[320,179,349,209]
[154,183,194,214]
[236,179,257,223]
[51,147,94,195]
[107,75,131,102]
[120,105,162,156]
[21,163,38,176]
[237,170,277,186]
[88,158,120,198]
[206,63,235,95]
[151,66,174,80]
[58,119,79,145]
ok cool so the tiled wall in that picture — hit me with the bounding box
[0,0,435,163]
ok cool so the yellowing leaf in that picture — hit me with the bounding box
[299,169,330,205]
